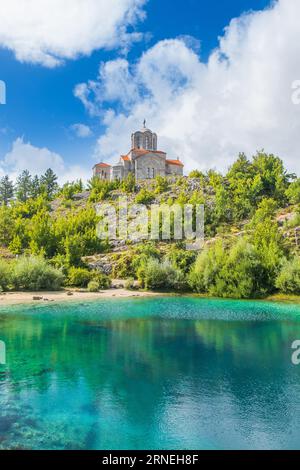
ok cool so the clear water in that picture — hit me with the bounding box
[1,296,300,450]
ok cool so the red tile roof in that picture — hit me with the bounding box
[131,149,167,158]
[132,148,166,155]
[94,162,111,168]
[121,155,130,161]
[166,159,184,167]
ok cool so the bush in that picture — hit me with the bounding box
[87,280,100,292]
[135,189,155,205]
[155,176,169,194]
[11,256,64,291]
[121,173,136,193]
[275,258,300,294]
[138,258,186,291]
[0,259,12,291]
[167,247,196,274]
[112,253,135,279]
[125,277,135,290]
[67,267,92,287]
[92,272,111,289]
[189,170,204,178]
[189,239,270,299]
[286,179,300,204]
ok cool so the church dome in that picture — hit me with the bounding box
[140,126,152,133]
[131,121,157,151]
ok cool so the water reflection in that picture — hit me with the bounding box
[0,298,300,449]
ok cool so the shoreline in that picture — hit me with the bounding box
[0,289,161,306]
[0,290,300,307]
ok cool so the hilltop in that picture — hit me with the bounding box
[0,151,300,298]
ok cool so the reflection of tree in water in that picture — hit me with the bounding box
[1,304,300,449]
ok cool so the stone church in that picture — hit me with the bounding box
[93,123,184,181]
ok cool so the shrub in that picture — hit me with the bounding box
[188,241,224,295]
[138,258,186,291]
[88,177,118,202]
[0,259,12,291]
[11,256,64,291]
[155,176,169,194]
[87,280,100,292]
[167,247,197,274]
[286,179,300,204]
[131,244,161,275]
[121,173,136,193]
[135,189,155,205]
[125,277,135,290]
[67,267,92,287]
[275,258,300,294]
[189,239,270,299]
[189,170,204,178]
[92,272,111,289]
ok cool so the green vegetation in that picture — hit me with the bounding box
[135,188,155,205]
[275,258,300,295]
[137,258,186,291]
[0,256,64,291]
[0,151,299,298]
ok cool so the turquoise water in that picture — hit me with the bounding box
[1,296,300,450]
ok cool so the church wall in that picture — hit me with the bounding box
[135,154,166,180]
[94,167,111,180]
[166,163,183,177]
[111,165,124,181]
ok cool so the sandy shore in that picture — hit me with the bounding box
[0,289,161,306]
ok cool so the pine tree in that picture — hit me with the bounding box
[40,168,58,199]
[16,170,32,202]
[30,175,42,199]
[0,175,14,206]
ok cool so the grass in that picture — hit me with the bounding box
[265,293,300,303]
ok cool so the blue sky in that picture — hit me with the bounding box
[0,0,299,180]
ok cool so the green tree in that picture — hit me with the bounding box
[286,178,300,204]
[251,151,292,203]
[189,239,270,298]
[0,205,14,245]
[40,168,58,199]
[16,170,32,202]
[275,258,300,294]
[0,175,14,206]
[248,199,285,291]
[30,175,42,199]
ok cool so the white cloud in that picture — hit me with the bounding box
[0,137,90,183]
[71,123,93,138]
[0,0,147,67]
[76,0,300,175]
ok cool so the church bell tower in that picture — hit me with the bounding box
[131,121,157,151]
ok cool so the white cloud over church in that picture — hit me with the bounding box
[77,0,300,175]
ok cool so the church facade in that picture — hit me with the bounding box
[93,123,184,181]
